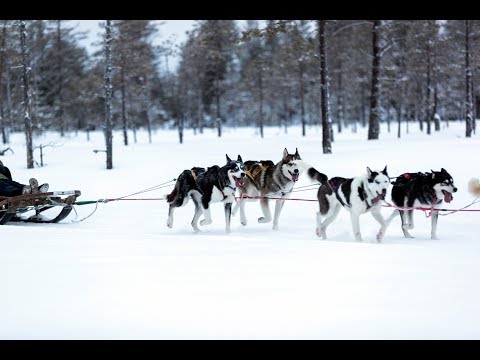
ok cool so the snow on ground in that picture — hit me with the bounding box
[1,122,480,339]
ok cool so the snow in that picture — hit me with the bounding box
[1,122,480,339]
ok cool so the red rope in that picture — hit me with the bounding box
[103,195,480,215]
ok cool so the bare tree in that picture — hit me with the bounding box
[20,20,34,168]
[0,20,7,144]
[318,20,332,154]
[465,20,473,137]
[368,20,381,140]
[104,20,113,169]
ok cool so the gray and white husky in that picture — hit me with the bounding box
[232,148,328,230]
[316,166,390,242]
[166,155,246,233]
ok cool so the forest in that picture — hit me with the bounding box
[0,20,478,165]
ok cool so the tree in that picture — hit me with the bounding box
[104,20,113,170]
[20,20,34,169]
[318,20,332,154]
[465,19,473,137]
[368,20,381,140]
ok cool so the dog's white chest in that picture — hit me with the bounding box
[211,185,235,203]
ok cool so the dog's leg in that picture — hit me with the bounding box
[272,199,285,230]
[190,194,202,232]
[239,199,248,226]
[224,202,232,233]
[167,204,175,228]
[258,198,272,223]
[350,211,363,241]
[317,205,341,239]
[371,208,386,242]
[200,207,213,226]
[167,194,188,228]
[407,210,414,229]
[431,210,439,240]
[400,210,414,238]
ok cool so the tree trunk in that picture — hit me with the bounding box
[141,75,152,144]
[258,70,264,138]
[426,34,432,135]
[20,21,34,169]
[336,58,343,134]
[0,20,7,144]
[368,20,381,140]
[120,61,128,146]
[104,20,113,170]
[433,85,440,131]
[318,20,332,154]
[299,60,306,137]
[465,20,473,138]
[216,82,222,138]
[56,20,65,137]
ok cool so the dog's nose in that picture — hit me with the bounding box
[453,187,457,193]
[241,172,246,178]
[294,169,299,174]
[382,189,387,194]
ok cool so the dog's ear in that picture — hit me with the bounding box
[237,154,243,163]
[283,148,289,159]
[382,165,388,175]
[441,168,447,174]
[366,167,372,177]
[431,170,435,179]
[294,147,301,159]
[226,154,232,163]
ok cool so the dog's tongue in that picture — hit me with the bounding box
[235,177,245,188]
[444,191,453,203]
[292,173,299,182]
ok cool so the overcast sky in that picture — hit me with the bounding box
[70,20,197,55]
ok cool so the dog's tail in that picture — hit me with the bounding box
[307,167,328,185]
[295,160,328,184]
[468,177,480,197]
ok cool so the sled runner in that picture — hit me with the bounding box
[0,190,81,225]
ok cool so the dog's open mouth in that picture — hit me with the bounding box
[234,176,245,188]
[442,190,453,203]
[377,191,386,200]
[289,171,299,182]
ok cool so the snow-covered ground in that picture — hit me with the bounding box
[1,121,480,339]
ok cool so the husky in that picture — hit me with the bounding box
[384,168,457,240]
[316,166,390,242]
[166,155,246,233]
[232,148,328,230]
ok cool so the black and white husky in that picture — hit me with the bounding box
[232,148,328,230]
[166,155,246,233]
[316,167,390,242]
[384,168,457,239]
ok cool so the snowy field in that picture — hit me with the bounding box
[1,121,480,339]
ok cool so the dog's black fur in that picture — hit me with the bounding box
[385,168,457,239]
[166,155,246,233]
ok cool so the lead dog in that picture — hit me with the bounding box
[316,166,390,242]
[166,155,246,233]
[232,148,328,230]
[385,168,457,239]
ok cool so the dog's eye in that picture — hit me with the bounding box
[375,180,380,184]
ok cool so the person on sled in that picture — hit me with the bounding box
[0,160,49,197]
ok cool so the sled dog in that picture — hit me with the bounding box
[166,155,246,233]
[316,166,390,242]
[385,168,457,239]
[233,148,328,230]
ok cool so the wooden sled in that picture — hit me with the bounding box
[0,190,81,225]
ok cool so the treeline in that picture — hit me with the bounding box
[0,20,479,147]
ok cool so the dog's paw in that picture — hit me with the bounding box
[241,220,247,226]
[200,219,212,226]
[258,216,271,223]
